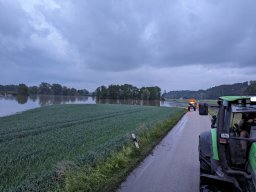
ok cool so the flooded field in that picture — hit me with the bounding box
[0,95,188,117]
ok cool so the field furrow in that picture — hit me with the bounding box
[0,108,148,143]
[0,104,184,191]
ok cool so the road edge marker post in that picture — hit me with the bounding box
[131,133,139,148]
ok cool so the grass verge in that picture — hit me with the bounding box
[57,109,185,192]
[209,107,218,116]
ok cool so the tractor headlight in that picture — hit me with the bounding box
[251,97,256,102]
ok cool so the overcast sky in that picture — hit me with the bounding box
[1,0,255,92]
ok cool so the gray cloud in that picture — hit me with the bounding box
[0,0,256,91]
[39,0,256,68]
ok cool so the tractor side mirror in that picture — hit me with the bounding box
[211,115,217,128]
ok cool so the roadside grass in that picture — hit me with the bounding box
[163,98,188,103]
[209,108,218,116]
[199,99,218,106]
[56,109,185,192]
[0,104,185,191]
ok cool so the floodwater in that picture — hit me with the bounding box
[0,95,188,117]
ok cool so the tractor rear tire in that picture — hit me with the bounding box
[199,132,212,174]
[199,150,211,174]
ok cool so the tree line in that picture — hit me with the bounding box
[0,83,89,96]
[163,81,256,99]
[95,84,161,100]
[244,81,256,95]
[0,83,162,100]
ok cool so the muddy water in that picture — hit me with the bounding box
[0,95,187,117]
[0,95,95,117]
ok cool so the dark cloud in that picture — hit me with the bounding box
[0,0,255,91]
[0,1,31,37]
[0,1,31,64]
[38,0,256,69]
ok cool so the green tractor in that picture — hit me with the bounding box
[199,96,256,192]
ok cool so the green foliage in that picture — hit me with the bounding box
[244,82,256,95]
[0,104,183,191]
[51,83,63,95]
[95,84,161,100]
[0,83,90,96]
[29,86,38,95]
[209,108,218,116]
[17,83,29,96]
[140,87,150,100]
[96,85,108,99]
[38,82,53,95]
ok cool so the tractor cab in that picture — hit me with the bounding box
[199,96,256,192]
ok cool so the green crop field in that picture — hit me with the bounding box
[0,104,184,191]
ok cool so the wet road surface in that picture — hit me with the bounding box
[118,111,211,192]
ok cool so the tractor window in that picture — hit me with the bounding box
[230,113,242,136]
[229,112,247,166]
[230,112,256,136]
[230,113,242,127]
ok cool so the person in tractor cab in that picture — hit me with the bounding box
[238,113,256,149]
[236,113,250,150]
[229,113,250,165]
[239,123,249,150]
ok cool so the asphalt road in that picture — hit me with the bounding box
[118,110,211,192]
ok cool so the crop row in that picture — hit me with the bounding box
[0,104,183,191]
[0,108,148,143]
[0,104,146,135]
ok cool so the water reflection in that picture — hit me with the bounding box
[0,95,95,117]
[96,99,160,106]
[0,95,94,105]
[0,95,188,117]
[16,95,28,104]
[0,95,163,107]
[160,100,188,107]
[36,95,95,106]
[30,95,37,102]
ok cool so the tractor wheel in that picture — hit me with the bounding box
[199,150,211,174]
[194,107,196,111]
[188,106,190,111]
